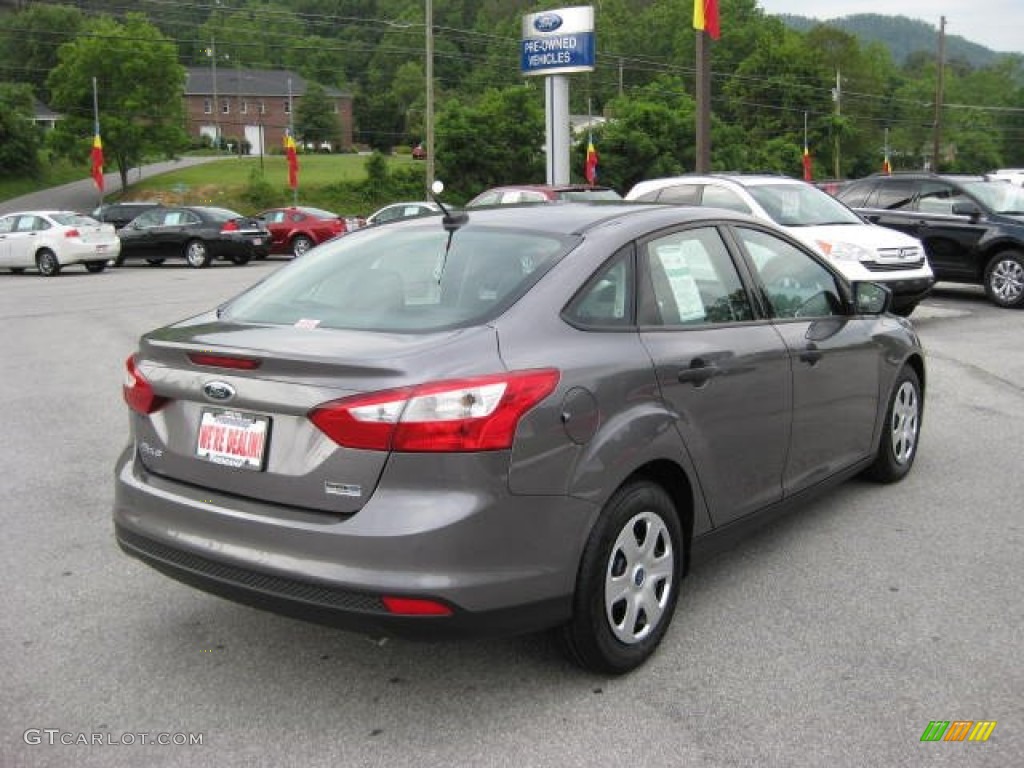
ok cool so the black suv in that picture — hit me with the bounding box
[91,202,162,230]
[836,173,1024,308]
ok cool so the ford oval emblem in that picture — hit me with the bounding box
[534,13,563,33]
[203,381,236,402]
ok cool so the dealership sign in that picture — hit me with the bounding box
[521,6,595,77]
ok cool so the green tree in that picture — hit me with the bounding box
[296,82,342,150]
[47,14,187,191]
[435,85,545,200]
[0,4,84,102]
[0,83,41,177]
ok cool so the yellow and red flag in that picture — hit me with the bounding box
[284,130,299,190]
[802,145,812,182]
[693,0,720,40]
[91,131,104,193]
[584,133,599,185]
[882,153,892,174]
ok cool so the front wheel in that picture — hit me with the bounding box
[184,239,211,268]
[558,481,682,675]
[983,250,1024,308]
[291,235,314,257]
[36,250,61,277]
[863,366,922,483]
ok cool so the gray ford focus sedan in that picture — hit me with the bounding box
[114,202,925,674]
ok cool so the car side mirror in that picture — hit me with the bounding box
[852,281,892,315]
[951,201,981,220]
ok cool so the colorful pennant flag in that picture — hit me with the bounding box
[802,144,812,182]
[91,130,104,193]
[882,153,892,174]
[585,133,599,185]
[693,0,720,40]
[284,130,299,190]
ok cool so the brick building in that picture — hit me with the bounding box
[183,67,352,155]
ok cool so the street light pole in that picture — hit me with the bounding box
[209,36,220,151]
[425,0,435,194]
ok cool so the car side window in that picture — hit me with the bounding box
[871,180,917,210]
[16,216,42,232]
[565,248,634,328]
[701,185,751,214]
[917,181,970,215]
[180,211,202,226]
[639,227,753,326]
[265,211,284,224]
[0,217,13,234]
[736,227,843,320]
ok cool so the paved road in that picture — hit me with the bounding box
[0,268,1021,768]
[0,156,227,216]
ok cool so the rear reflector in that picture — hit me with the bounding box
[309,369,559,452]
[188,353,261,370]
[381,596,453,616]
[123,355,167,414]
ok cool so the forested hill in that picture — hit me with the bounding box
[777,13,1011,67]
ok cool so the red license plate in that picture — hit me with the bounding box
[196,409,269,470]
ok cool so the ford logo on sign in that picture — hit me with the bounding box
[203,381,236,402]
[533,13,563,33]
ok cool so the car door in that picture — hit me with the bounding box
[636,225,792,526]
[8,215,47,267]
[152,209,192,258]
[118,209,164,259]
[731,226,882,494]
[911,181,988,280]
[0,214,15,266]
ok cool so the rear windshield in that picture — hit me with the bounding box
[202,207,243,222]
[222,223,574,332]
[558,189,623,202]
[52,213,102,227]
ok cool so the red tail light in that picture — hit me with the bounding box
[123,355,167,414]
[381,596,453,616]
[188,352,261,370]
[220,220,240,233]
[64,228,80,238]
[309,369,559,452]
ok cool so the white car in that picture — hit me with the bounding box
[0,210,120,276]
[986,169,1024,187]
[365,201,441,226]
[625,174,935,316]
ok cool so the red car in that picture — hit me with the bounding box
[257,206,348,257]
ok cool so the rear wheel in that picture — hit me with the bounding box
[84,261,107,273]
[291,235,314,257]
[36,250,61,277]
[984,250,1024,308]
[184,240,210,268]
[558,481,682,674]
[863,366,922,483]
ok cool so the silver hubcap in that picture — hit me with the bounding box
[990,258,1024,303]
[294,238,311,256]
[605,511,674,645]
[890,380,919,465]
[187,243,206,266]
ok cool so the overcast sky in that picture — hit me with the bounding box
[757,1,1023,54]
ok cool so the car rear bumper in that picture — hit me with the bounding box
[112,447,595,638]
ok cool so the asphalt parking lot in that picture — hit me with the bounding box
[1,263,1021,767]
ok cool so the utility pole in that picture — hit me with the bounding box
[932,16,947,172]
[425,0,435,194]
[832,68,841,179]
[694,32,711,172]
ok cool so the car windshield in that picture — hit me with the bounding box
[52,213,101,227]
[558,189,623,202]
[963,181,1024,214]
[222,223,574,332]
[746,183,863,227]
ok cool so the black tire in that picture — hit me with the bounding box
[558,481,683,675]
[145,258,166,266]
[291,235,314,257]
[36,249,61,277]
[84,261,107,273]
[863,366,922,483]
[10,268,25,274]
[983,250,1024,308]
[230,253,251,265]
[184,239,211,268]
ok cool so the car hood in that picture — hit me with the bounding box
[784,223,922,250]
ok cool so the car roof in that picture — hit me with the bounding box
[398,200,760,237]
[627,173,805,198]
